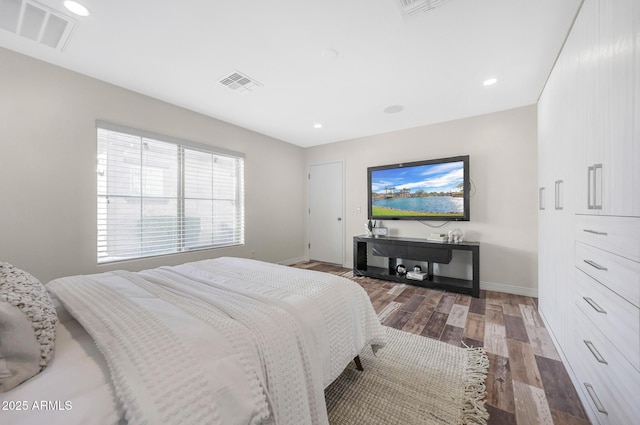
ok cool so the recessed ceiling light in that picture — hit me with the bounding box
[483,78,498,86]
[383,105,404,114]
[313,123,323,129]
[64,1,90,17]
[321,49,339,59]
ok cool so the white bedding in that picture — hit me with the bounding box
[1,258,385,425]
[0,314,123,425]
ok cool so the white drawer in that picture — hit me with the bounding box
[575,241,640,307]
[575,269,639,371]
[575,215,640,261]
[572,308,640,425]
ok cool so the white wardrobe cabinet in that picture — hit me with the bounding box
[573,0,640,217]
[538,1,640,424]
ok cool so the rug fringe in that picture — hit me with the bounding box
[461,346,490,425]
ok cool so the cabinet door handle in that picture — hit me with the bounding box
[582,229,608,236]
[584,383,608,414]
[583,297,607,314]
[583,340,608,364]
[583,259,608,271]
[587,166,594,209]
[593,164,603,210]
[558,180,564,210]
[556,180,563,210]
[539,187,545,210]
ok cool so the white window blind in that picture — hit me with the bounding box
[97,122,244,264]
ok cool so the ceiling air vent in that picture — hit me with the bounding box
[218,70,262,93]
[0,0,77,51]
[397,0,451,17]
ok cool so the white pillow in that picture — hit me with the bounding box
[0,262,57,392]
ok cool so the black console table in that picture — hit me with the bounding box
[353,235,480,298]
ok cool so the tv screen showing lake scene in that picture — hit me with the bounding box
[369,159,467,219]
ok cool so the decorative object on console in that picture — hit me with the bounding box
[372,227,388,237]
[406,270,427,281]
[426,233,448,242]
[365,219,374,235]
[395,264,407,276]
[413,265,422,272]
[448,228,464,243]
[364,219,387,237]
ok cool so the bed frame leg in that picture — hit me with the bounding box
[353,355,363,371]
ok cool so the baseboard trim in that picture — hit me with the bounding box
[278,256,307,266]
[481,280,538,298]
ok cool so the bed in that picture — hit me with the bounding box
[0,257,386,425]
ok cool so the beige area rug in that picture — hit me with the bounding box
[325,326,490,425]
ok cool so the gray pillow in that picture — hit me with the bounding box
[0,262,57,392]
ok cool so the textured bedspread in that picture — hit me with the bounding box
[47,258,386,425]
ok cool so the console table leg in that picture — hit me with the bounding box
[472,246,480,298]
[388,257,397,275]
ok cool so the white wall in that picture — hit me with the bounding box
[0,47,539,294]
[0,47,307,283]
[304,105,539,295]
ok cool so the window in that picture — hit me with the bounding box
[97,121,244,264]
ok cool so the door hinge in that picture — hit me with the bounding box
[308,243,311,249]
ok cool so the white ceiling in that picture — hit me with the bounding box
[0,0,582,147]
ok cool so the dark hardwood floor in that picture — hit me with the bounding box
[293,261,591,425]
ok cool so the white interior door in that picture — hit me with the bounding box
[308,161,344,265]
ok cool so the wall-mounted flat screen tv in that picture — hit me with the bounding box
[367,155,470,221]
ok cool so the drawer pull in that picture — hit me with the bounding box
[583,259,608,271]
[584,383,608,414]
[583,340,608,364]
[583,297,607,314]
[582,229,608,236]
